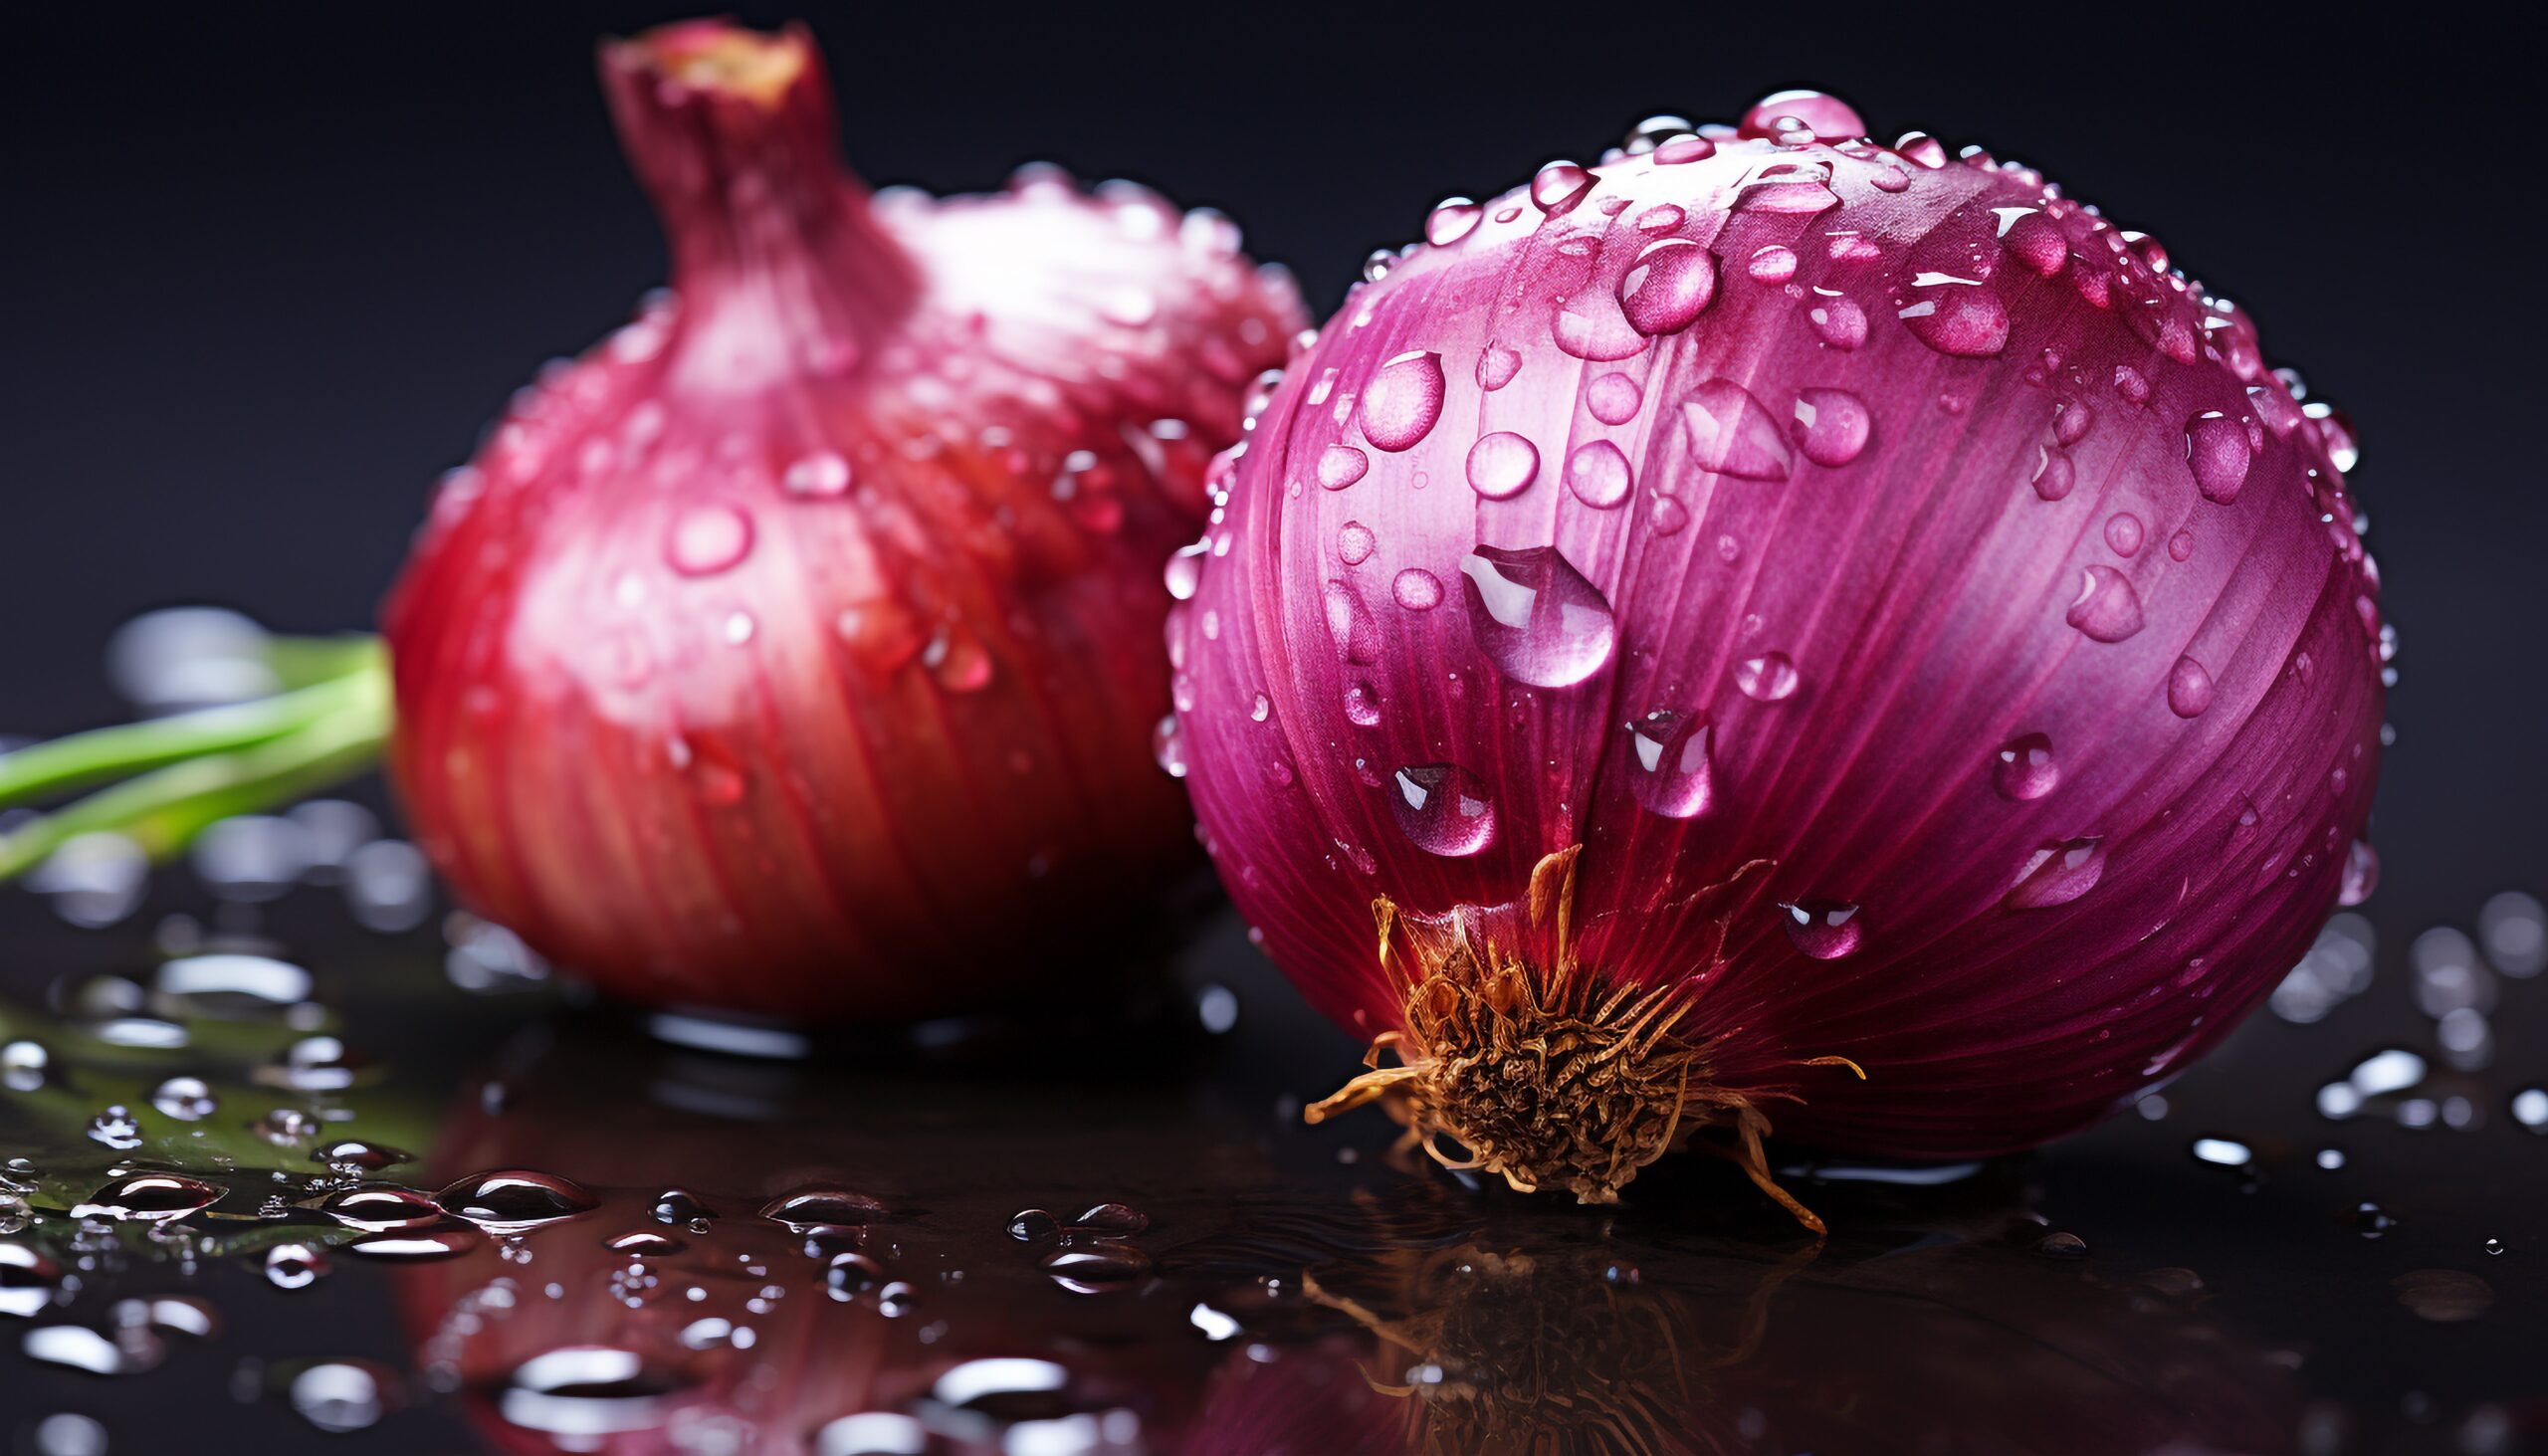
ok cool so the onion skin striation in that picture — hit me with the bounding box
[383,21,1302,1019]
[1170,96,2382,1212]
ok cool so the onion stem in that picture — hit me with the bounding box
[0,641,393,879]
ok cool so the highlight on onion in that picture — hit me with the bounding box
[0,19,1304,1021]
[1167,93,2384,1226]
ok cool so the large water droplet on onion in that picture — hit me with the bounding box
[1360,350,1446,451]
[1783,900,1864,958]
[1625,711,1714,818]
[2065,566,2145,642]
[1994,733,2059,800]
[1616,238,1717,334]
[1465,432,1540,499]
[1457,545,1617,688]
[2007,837,2108,909]
[1388,764,1497,857]
[1682,380,1794,481]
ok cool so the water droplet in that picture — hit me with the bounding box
[2007,837,2108,909]
[86,1108,143,1150]
[2065,566,2145,642]
[1782,901,1864,958]
[1424,197,1482,246]
[1654,135,1715,164]
[923,623,993,693]
[1807,296,1868,349]
[1465,432,1540,499]
[70,1172,220,1223]
[1683,380,1794,480]
[1529,161,1594,214]
[1564,441,1633,508]
[265,1243,329,1291]
[2185,411,2253,504]
[1342,680,1383,726]
[759,1187,889,1234]
[1898,281,2009,357]
[1748,245,1799,283]
[1994,733,2059,800]
[666,504,753,576]
[1336,520,1377,565]
[436,1170,598,1232]
[1734,159,1839,214]
[2168,528,2195,561]
[1361,351,1446,451]
[1735,652,1800,702]
[782,452,852,498]
[1071,1202,1149,1233]
[1392,568,1444,612]
[2104,513,2145,556]
[148,1076,216,1122]
[1475,346,1523,391]
[1457,545,1617,687]
[2168,656,2215,717]
[1554,291,1648,360]
[1617,239,1717,334]
[500,1347,693,1437]
[2034,1231,2089,1259]
[314,1139,414,1174]
[1586,372,1644,425]
[1624,711,1714,818]
[1388,764,1497,857]
[1789,388,1871,466]
[1324,579,1380,663]
[1317,444,1370,490]
[320,1184,445,1231]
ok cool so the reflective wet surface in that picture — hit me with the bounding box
[2,833,2543,1454]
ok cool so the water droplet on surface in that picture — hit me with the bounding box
[1335,521,1377,566]
[265,1242,330,1291]
[436,1170,598,1232]
[1748,245,1799,284]
[1735,652,1800,702]
[1994,733,2059,800]
[2104,513,2145,556]
[71,1171,220,1223]
[1555,291,1648,361]
[1465,432,1540,499]
[1682,380,1795,481]
[760,1188,889,1234]
[1392,568,1443,612]
[2065,566,2145,642]
[1316,444,1370,490]
[2007,837,2108,909]
[87,1107,143,1150]
[1898,281,2009,357]
[1782,901,1864,959]
[1617,239,1717,334]
[1007,1208,1060,1242]
[1458,545,1617,687]
[1789,388,1871,466]
[146,1075,215,1122]
[1475,346,1523,391]
[2168,656,2216,717]
[2168,528,2195,561]
[2034,1231,2089,1259]
[1529,160,1594,214]
[2339,839,2380,906]
[2185,411,2252,504]
[1360,351,1446,452]
[1806,296,1868,349]
[1042,1242,1154,1295]
[1586,372,1643,424]
[321,1184,443,1231]
[1071,1202,1149,1233]
[666,504,753,576]
[1388,764,1498,857]
[1563,441,1633,507]
[1624,711,1714,818]
[1324,580,1380,663]
[1424,197,1482,246]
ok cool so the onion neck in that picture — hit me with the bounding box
[599,21,921,387]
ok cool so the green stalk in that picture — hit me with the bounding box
[0,643,393,880]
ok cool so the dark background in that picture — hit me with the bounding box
[4,4,2541,938]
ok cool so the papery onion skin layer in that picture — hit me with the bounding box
[382,21,1303,1019]
[1172,95,2381,1175]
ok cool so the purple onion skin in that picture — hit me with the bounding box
[1171,99,2382,1164]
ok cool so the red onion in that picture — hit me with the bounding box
[1168,96,2383,1221]
[381,21,1302,1017]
